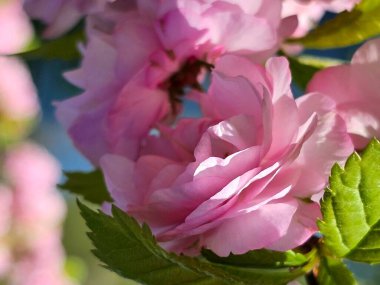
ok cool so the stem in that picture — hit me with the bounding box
[301,235,322,285]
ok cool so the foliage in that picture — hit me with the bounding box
[288,0,380,49]
[289,0,380,49]
[59,170,112,204]
[20,24,84,60]
[79,202,317,285]
[286,55,343,90]
[319,139,380,264]
[317,257,357,285]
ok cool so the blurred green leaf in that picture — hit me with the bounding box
[288,0,380,49]
[287,55,343,90]
[287,56,320,90]
[59,169,112,204]
[19,24,84,60]
[319,139,380,264]
[0,116,37,147]
[65,256,88,283]
[317,257,357,285]
[79,202,317,285]
[287,56,343,90]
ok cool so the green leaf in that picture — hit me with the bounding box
[318,138,380,264]
[287,55,343,90]
[202,248,312,269]
[59,170,112,204]
[288,0,380,49]
[79,202,316,285]
[317,257,357,285]
[19,24,84,60]
[287,57,321,90]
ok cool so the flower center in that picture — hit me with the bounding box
[159,57,214,115]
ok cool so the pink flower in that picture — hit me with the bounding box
[308,38,380,149]
[56,0,292,165]
[100,56,353,256]
[282,0,360,37]
[0,0,33,54]
[3,143,66,235]
[0,187,12,276]
[0,143,72,284]
[23,0,112,38]
[0,56,39,121]
[56,7,170,163]
[11,232,72,285]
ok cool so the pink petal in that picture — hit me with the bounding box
[265,57,292,102]
[268,201,320,251]
[202,72,262,122]
[203,200,298,256]
[307,39,380,147]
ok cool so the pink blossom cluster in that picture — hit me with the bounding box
[0,10,73,281]
[52,0,362,165]
[0,56,39,122]
[0,0,39,123]
[55,0,296,164]
[0,143,73,285]
[0,55,39,144]
[41,0,380,257]
[0,0,33,55]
